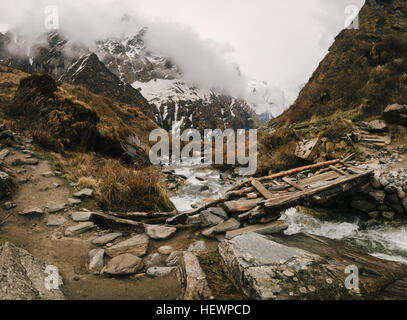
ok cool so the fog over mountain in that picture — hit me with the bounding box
[0,0,364,116]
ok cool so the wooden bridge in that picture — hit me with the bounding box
[186,155,374,226]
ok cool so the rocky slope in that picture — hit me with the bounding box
[271,0,407,127]
[0,64,158,161]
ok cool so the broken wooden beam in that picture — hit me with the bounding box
[251,180,273,199]
[329,165,351,177]
[282,177,305,191]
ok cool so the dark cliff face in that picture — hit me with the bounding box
[59,53,155,119]
[272,0,407,127]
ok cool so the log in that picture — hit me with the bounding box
[258,159,341,182]
[92,211,144,227]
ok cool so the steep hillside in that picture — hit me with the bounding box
[0,65,158,160]
[271,0,407,128]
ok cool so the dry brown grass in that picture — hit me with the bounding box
[53,152,174,213]
[257,128,301,175]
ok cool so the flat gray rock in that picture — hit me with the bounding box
[146,266,177,278]
[92,233,123,246]
[208,207,228,220]
[219,232,407,300]
[19,207,44,216]
[158,246,173,255]
[64,222,96,237]
[71,211,92,222]
[67,198,81,206]
[0,242,64,300]
[188,241,207,253]
[106,234,149,257]
[213,218,241,234]
[200,211,224,227]
[146,225,177,240]
[46,203,66,213]
[104,254,144,275]
[89,249,105,271]
[47,216,67,227]
[73,188,93,199]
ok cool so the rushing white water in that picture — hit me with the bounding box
[167,160,407,265]
[283,208,407,264]
[166,155,236,212]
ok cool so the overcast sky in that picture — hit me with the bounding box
[0,0,365,104]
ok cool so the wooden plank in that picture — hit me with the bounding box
[296,171,340,187]
[223,199,263,213]
[251,180,274,199]
[282,177,305,191]
[329,165,351,177]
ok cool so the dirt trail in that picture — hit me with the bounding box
[0,142,187,300]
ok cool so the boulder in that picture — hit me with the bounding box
[158,246,173,255]
[91,233,123,246]
[213,218,241,234]
[64,222,96,237]
[144,253,165,268]
[106,234,149,257]
[207,207,228,220]
[200,211,224,228]
[104,254,143,275]
[146,225,177,240]
[0,242,64,300]
[383,104,407,126]
[219,232,407,300]
[350,200,376,213]
[369,190,386,203]
[382,211,395,220]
